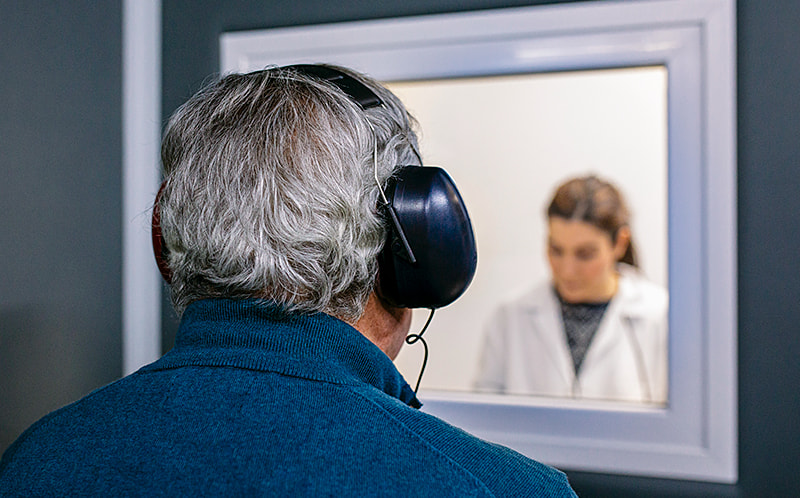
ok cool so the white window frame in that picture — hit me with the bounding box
[122,0,162,376]
[219,0,737,482]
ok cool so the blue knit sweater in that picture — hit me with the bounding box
[0,299,576,497]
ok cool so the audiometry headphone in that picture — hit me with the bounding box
[152,64,477,310]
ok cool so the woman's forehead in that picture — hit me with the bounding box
[547,217,612,246]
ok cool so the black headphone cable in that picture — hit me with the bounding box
[406,308,435,394]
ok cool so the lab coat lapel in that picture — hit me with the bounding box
[585,273,645,363]
[577,273,645,400]
[523,285,576,392]
[579,293,624,378]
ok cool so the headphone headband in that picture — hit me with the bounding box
[285,64,383,110]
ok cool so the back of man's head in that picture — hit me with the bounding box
[157,65,421,321]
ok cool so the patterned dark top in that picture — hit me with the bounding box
[556,290,611,375]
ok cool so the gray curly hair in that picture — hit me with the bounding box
[157,64,420,321]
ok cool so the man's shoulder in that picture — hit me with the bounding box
[359,389,577,497]
[0,376,133,494]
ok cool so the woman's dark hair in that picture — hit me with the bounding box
[546,175,637,267]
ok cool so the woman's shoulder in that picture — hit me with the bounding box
[490,280,556,318]
[617,264,668,315]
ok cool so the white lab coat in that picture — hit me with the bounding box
[474,265,668,404]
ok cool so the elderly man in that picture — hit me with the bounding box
[0,64,576,496]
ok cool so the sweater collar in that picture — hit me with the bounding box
[148,299,421,409]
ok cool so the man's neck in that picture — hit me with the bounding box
[352,292,411,360]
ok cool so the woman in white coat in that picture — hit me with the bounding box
[474,176,668,404]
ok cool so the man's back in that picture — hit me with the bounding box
[0,299,575,497]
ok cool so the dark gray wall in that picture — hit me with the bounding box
[0,1,123,451]
[162,1,800,496]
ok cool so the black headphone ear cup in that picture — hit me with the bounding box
[377,166,477,309]
[152,183,173,283]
